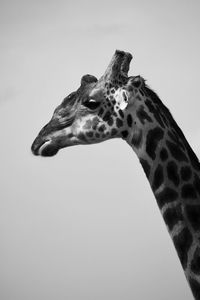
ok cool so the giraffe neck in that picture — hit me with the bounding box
[125,87,200,299]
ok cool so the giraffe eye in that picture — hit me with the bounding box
[83,99,101,110]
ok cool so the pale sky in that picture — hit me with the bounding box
[0,1,200,299]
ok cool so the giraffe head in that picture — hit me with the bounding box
[31,50,145,156]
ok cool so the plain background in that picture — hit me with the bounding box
[1,0,200,299]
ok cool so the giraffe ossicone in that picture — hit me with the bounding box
[31,50,200,300]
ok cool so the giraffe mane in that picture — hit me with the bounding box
[143,84,200,171]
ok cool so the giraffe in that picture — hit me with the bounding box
[31,50,200,299]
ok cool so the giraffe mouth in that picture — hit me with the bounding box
[31,139,59,157]
[39,140,59,156]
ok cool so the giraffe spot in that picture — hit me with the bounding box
[95,133,100,138]
[167,161,180,186]
[146,127,164,160]
[152,164,164,191]
[118,109,124,119]
[136,105,153,125]
[127,114,133,128]
[173,227,192,270]
[194,174,200,196]
[116,118,123,128]
[160,148,168,162]
[102,111,111,122]
[163,205,183,231]
[86,131,93,138]
[156,187,178,209]
[107,117,113,126]
[145,99,165,128]
[181,184,197,199]
[98,124,106,132]
[108,83,113,89]
[168,130,185,150]
[121,130,128,139]
[191,248,200,275]
[189,278,200,300]
[180,166,192,181]
[131,129,143,148]
[140,159,151,178]
[185,205,200,231]
[111,128,117,136]
[166,140,188,162]
[78,133,87,142]
[111,88,115,94]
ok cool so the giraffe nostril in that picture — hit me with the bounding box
[31,138,51,156]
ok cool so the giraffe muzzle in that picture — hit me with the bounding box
[31,136,59,157]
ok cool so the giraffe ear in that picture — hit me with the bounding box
[81,74,98,86]
[114,88,129,110]
[129,76,144,88]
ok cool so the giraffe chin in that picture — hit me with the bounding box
[38,141,60,157]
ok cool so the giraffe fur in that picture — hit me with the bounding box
[31,50,200,300]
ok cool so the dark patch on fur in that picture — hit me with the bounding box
[167,161,180,186]
[98,124,106,132]
[145,99,165,128]
[78,133,87,143]
[146,127,164,160]
[118,109,124,119]
[180,166,192,181]
[121,130,128,139]
[116,118,123,128]
[107,117,113,126]
[102,111,111,122]
[111,128,117,136]
[156,187,178,209]
[166,140,188,162]
[163,205,183,231]
[152,164,164,191]
[127,114,133,128]
[140,159,151,178]
[173,227,192,269]
[160,148,168,162]
[136,105,153,125]
[86,131,93,138]
[186,205,200,231]
[181,184,197,199]
[168,130,185,150]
